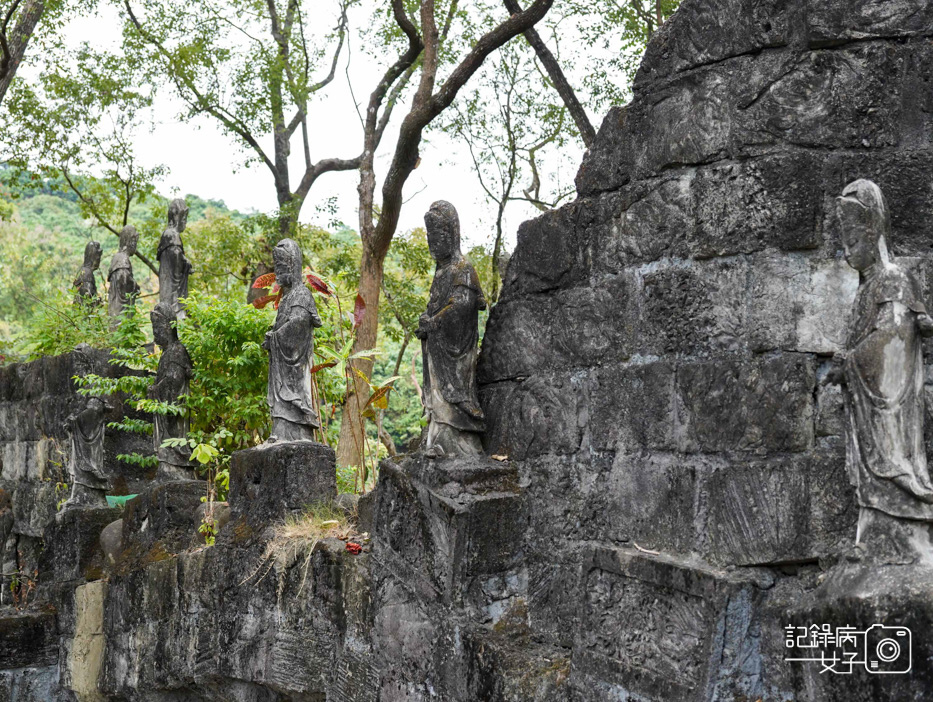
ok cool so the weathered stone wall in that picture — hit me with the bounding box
[0,350,150,608]
[479,0,933,698]
[6,1,933,700]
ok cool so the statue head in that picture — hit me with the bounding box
[167,198,189,233]
[425,201,461,264]
[272,238,303,289]
[119,225,139,256]
[837,179,892,273]
[83,240,102,270]
[150,302,178,349]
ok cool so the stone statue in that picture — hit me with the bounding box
[415,201,487,458]
[261,238,322,442]
[158,198,192,320]
[108,225,140,324]
[827,179,933,549]
[61,394,110,511]
[73,240,102,304]
[149,302,195,479]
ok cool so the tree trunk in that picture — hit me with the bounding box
[0,0,45,106]
[335,246,385,467]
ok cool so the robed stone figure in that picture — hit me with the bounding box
[262,238,322,442]
[61,394,109,511]
[74,240,102,304]
[416,201,487,458]
[827,179,933,546]
[108,225,140,325]
[158,198,192,320]
[149,302,195,479]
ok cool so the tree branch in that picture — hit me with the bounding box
[0,0,44,106]
[502,0,594,147]
[60,168,159,275]
[309,0,351,93]
[373,0,554,258]
[123,0,281,190]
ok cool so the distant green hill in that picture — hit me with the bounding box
[1,167,247,242]
[0,166,251,352]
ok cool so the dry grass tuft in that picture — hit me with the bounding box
[275,502,353,541]
[241,502,354,596]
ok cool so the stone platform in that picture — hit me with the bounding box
[228,440,336,527]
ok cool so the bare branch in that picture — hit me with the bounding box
[60,168,159,275]
[123,0,281,189]
[309,0,351,93]
[503,0,595,147]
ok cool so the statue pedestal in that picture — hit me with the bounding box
[371,454,526,602]
[228,440,336,526]
[118,479,205,566]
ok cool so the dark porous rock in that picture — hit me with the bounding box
[372,456,527,600]
[462,606,572,702]
[570,546,772,702]
[692,152,823,258]
[594,176,694,270]
[229,440,336,527]
[807,0,933,46]
[478,295,561,383]
[99,518,123,566]
[765,561,933,701]
[591,361,676,453]
[501,203,585,296]
[747,254,857,355]
[0,611,57,670]
[633,0,799,90]
[118,480,205,567]
[357,490,376,535]
[901,43,933,149]
[575,106,634,197]
[639,257,748,356]
[601,452,700,554]
[0,665,59,702]
[675,353,816,453]
[703,448,856,566]
[479,279,636,382]
[481,372,589,461]
[735,44,903,150]
[41,506,120,583]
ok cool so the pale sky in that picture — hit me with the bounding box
[57,3,595,252]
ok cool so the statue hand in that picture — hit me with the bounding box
[261,331,273,350]
[918,313,933,338]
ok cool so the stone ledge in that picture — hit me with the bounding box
[571,545,772,702]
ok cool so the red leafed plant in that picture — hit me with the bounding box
[251,270,334,310]
[306,271,333,296]
[346,542,362,555]
[252,272,277,290]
